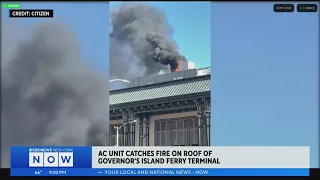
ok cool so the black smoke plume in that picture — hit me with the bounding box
[110,3,187,80]
[1,22,109,167]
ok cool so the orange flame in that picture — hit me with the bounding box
[174,61,179,72]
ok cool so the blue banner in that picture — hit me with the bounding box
[11,168,309,176]
[11,146,92,168]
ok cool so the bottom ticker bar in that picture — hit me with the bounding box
[11,168,309,176]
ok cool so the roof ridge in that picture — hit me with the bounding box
[110,74,210,94]
[110,78,211,106]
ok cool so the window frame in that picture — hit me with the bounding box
[155,117,198,146]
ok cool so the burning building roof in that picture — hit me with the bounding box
[109,3,188,81]
[145,33,187,73]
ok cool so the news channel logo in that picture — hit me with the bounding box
[29,152,73,167]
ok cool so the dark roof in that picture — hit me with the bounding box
[110,75,210,106]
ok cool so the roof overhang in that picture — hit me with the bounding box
[110,75,211,108]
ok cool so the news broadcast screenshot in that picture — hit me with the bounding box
[1,1,319,178]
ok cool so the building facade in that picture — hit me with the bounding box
[109,71,211,146]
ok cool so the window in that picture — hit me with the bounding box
[184,129,188,146]
[167,121,171,130]
[161,122,166,131]
[184,120,188,129]
[109,123,134,146]
[110,136,116,146]
[172,120,177,130]
[155,117,200,146]
[161,132,166,146]
[155,120,170,146]
[172,132,177,146]
[109,123,122,146]
[127,124,135,146]
[139,121,143,146]
[156,133,160,146]
[172,119,187,146]
[177,120,182,129]
[177,131,182,145]
[167,130,171,145]
[189,118,198,145]
[110,125,115,135]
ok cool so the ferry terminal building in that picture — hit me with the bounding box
[109,68,211,146]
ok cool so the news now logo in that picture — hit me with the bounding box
[29,152,73,167]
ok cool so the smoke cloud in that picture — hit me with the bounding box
[1,22,109,167]
[110,3,187,81]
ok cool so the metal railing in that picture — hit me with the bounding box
[196,67,211,76]
[123,67,211,88]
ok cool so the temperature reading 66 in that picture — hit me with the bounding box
[34,170,42,175]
